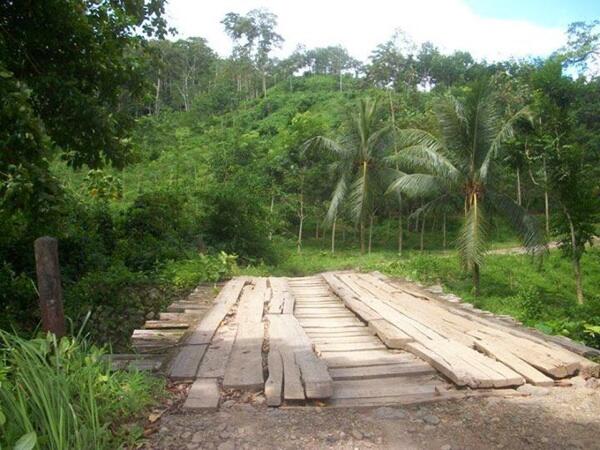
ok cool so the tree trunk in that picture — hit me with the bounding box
[339,70,343,92]
[268,194,274,241]
[565,209,584,304]
[398,195,403,256]
[420,214,425,252]
[442,211,447,250]
[262,71,267,98]
[543,157,550,234]
[331,216,336,254]
[516,167,522,206]
[297,190,304,254]
[368,215,374,254]
[360,219,366,254]
[154,70,161,116]
[472,263,480,296]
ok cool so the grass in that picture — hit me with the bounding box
[0,331,164,449]
[240,235,600,348]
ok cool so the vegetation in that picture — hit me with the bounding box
[0,331,163,449]
[1,3,599,447]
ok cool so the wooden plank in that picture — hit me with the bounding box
[197,321,237,378]
[223,280,265,390]
[169,345,208,380]
[314,341,386,352]
[268,277,284,314]
[312,335,381,344]
[332,376,441,399]
[321,350,413,368]
[144,320,189,329]
[472,336,554,386]
[268,314,304,400]
[329,362,435,380]
[368,319,413,348]
[368,271,595,377]
[265,348,283,406]
[183,378,220,411]
[186,277,247,346]
[270,314,333,399]
[296,318,363,328]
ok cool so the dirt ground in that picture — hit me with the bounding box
[144,378,600,450]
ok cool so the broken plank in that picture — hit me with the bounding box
[368,319,413,348]
[265,348,283,406]
[169,344,208,380]
[196,321,237,378]
[223,281,265,390]
[183,378,220,411]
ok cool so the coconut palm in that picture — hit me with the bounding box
[304,98,394,254]
[388,80,545,294]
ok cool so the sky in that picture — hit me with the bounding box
[165,0,600,63]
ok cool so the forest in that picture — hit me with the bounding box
[1,1,599,448]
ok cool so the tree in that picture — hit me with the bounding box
[0,0,167,225]
[389,79,544,294]
[304,98,394,254]
[222,9,283,97]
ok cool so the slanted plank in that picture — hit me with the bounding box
[268,314,304,400]
[265,348,283,406]
[368,319,413,348]
[223,280,266,390]
[169,345,208,380]
[185,277,247,346]
[472,336,554,386]
[183,378,220,411]
[197,321,237,378]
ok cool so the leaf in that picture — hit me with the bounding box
[148,411,162,423]
[14,432,37,450]
[0,409,5,426]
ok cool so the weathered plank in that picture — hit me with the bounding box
[329,362,435,381]
[196,321,237,378]
[472,336,554,386]
[144,320,189,329]
[268,314,304,400]
[169,345,208,380]
[183,378,220,411]
[223,280,265,390]
[368,318,413,348]
[332,376,441,399]
[265,348,283,406]
[168,278,247,380]
[321,350,414,368]
[186,278,247,346]
[314,341,387,352]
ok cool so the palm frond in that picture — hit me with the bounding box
[324,173,349,226]
[386,173,445,198]
[457,201,488,270]
[347,170,369,222]
[479,106,533,180]
[488,192,546,254]
[302,136,351,158]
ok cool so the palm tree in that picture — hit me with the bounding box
[304,98,394,254]
[389,80,545,294]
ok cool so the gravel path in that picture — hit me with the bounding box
[144,378,600,450]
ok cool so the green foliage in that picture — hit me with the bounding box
[0,331,163,449]
[160,252,238,289]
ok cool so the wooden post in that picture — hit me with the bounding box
[34,237,66,337]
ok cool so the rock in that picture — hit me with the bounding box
[182,432,192,439]
[516,384,550,396]
[217,441,235,450]
[570,376,587,388]
[585,378,599,389]
[373,406,407,419]
[351,430,364,440]
[222,400,235,408]
[423,414,440,425]
[219,431,231,439]
[325,435,338,444]
[191,432,203,443]
[441,445,452,450]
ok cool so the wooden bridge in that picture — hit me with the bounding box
[126,272,600,410]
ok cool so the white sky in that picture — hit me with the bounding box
[166,0,566,62]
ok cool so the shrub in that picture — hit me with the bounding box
[160,251,238,289]
[0,331,163,449]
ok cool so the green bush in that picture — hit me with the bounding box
[64,264,168,349]
[160,251,238,289]
[0,331,163,449]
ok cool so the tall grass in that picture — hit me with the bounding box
[0,331,163,449]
